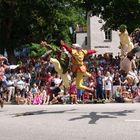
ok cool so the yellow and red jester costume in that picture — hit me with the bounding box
[61,42,96,92]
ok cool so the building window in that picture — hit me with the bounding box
[94,46,110,48]
[104,29,112,41]
[85,36,87,45]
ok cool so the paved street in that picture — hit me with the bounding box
[0,103,140,140]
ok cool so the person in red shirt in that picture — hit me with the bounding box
[45,72,54,104]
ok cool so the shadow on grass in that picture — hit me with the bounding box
[69,110,135,124]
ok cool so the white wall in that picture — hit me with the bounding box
[76,33,87,49]
[89,16,120,56]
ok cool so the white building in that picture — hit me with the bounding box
[75,15,120,57]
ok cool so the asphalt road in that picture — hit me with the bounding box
[0,103,140,140]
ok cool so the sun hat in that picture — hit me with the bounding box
[72,44,82,49]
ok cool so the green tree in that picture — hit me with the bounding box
[0,0,34,63]
[0,0,86,63]
[71,0,140,32]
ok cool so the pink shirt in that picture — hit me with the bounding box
[0,66,5,80]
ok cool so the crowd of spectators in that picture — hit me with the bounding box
[0,52,140,105]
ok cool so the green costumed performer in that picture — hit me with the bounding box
[40,41,70,88]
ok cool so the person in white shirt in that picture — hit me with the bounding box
[104,71,113,101]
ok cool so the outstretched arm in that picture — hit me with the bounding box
[60,40,72,54]
[41,41,62,53]
[40,41,54,50]
[87,50,96,55]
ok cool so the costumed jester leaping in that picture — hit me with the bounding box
[60,40,96,92]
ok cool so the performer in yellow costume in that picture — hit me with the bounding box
[50,58,70,88]
[119,24,134,58]
[41,41,70,88]
[120,46,140,84]
[60,40,96,92]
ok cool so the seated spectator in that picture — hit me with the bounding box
[33,89,43,105]
[49,87,62,105]
[122,86,133,103]
[61,91,70,104]
[83,91,93,103]
[15,90,27,104]
[113,86,125,103]
[49,74,62,104]
[50,93,62,104]
[30,83,38,98]
[69,78,78,104]
[49,84,62,104]
[40,86,47,104]
[133,83,140,102]
[27,91,33,105]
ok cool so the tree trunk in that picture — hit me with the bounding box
[6,47,16,64]
[0,47,4,55]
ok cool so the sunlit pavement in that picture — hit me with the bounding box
[0,103,140,140]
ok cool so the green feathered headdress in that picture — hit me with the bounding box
[119,24,127,33]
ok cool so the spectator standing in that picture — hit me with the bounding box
[104,71,113,101]
[96,70,105,102]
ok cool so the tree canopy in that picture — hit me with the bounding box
[0,0,140,62]
[72,0,140,32]
[0,0,86,62]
